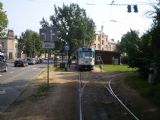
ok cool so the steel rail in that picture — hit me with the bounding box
[78,72,82,120]
[105,79,140,120]
[78,72,89,120]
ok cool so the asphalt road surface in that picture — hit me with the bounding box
[0,62,48,112]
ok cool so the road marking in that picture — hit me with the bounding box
[32,68,37,70]
[0,89,6,94]
[0,74,2,76]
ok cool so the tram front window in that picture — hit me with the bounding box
[79,52,93,58]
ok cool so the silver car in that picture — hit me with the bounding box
[0,55,7,72]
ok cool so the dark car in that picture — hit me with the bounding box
[14,58,28,67]
[0,54,7,72]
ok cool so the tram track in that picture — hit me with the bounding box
[78,71,140,120]
[78,72,89,120]
[105,79,140,120]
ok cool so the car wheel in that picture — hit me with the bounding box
[4,66,7,72]
[14,64,17,67]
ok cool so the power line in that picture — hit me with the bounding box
[86,2,157,6]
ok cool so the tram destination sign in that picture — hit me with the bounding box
[40,27,58,49]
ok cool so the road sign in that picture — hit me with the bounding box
[65,45,69,51]
[40,27,58,48]
[42,41,55,49]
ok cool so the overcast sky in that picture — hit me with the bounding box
[1,0,158,41]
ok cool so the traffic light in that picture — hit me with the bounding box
[133,5,138,13]
[127,5,131,13]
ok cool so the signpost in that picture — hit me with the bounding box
[64,43,69,71]
[40,27,58,87]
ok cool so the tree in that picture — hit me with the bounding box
[49,3,96,56]
[17,33,25,58]
[138,31,153,78]
[146,4,160,83]
[0,2,8,37]
[40,17,50,29]
[118,3,160,83]
[18,30,42,57]
[119,30,141,67]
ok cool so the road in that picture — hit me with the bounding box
[0,62,47,112]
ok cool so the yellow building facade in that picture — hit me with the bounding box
[92,26,116,51]
[0,30,18,60]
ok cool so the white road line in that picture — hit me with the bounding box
[32,68,37,69]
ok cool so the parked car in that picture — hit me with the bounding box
[0,53,7,72]
[26,57,36,65]
[34,57,43,64]
[14,58,28,67]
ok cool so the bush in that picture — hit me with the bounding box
[125,74,160,106]
[121,56,128,64]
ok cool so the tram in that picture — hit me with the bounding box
[76,47,95,71]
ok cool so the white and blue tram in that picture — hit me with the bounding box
[77,47,95,70]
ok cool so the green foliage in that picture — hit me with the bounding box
[18,30,42,57]
[119,27,160,80]
[102,64,137,72]
[40,18,50,29]
[120,56,128,64]
[120,30,142,68]
[0,2,8,36]
[32,83,49,101]
[125,74,160,106]
[37,83,49,96]
[49,3,96,55]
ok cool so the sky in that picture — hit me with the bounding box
[1,0,158,42]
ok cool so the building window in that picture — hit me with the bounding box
[98,36,101,41]
[102,40,104,45]
[9,52,13,59]
[98,44,100,49]
[94,44,96,49]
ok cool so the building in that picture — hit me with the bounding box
[91,26,117,51]
[91,26,120,64]
[0,30,18,60]
[95,50,120,65]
